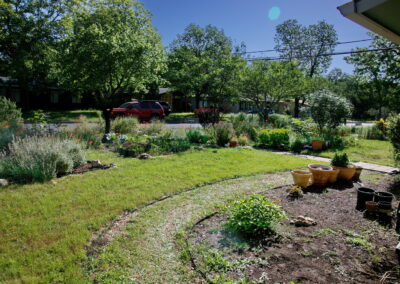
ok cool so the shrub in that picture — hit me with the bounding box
[211,122,234,147]
[387,114,400,164]
[237,134,250,146]
[0,120,26,150]
[289,136,305,153]
[307,90,352,134]
[186,129,209,144]
[0,136,86,183]
[150,137,191,154]
[225,194,286,236]
[0,96,22,122]
[232,121,258,141]
[139,121,165,136]
[268,114,292,129]
[64,119,103,149]
[195,108,221,128]
[258,129,289,150]
[111,116,139,134]
[331,152,350,168]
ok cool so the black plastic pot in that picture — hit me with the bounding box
[374,191,394,203]
[378,201,392,211]
[356,187,375,211]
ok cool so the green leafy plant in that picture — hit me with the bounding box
[0,96,22,122]
[268,114,292,128]
[289,136,305,153]
[195,108,221,128]
[286,185,303,198]
[210,122,234,147]
[387,114,400,164]
[331,152,350,168]
[237,134,250,146]
[225,194,286,237]
[257,128,290,150]
[186,129,209,144]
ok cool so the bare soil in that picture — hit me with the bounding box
[189,172,400,283]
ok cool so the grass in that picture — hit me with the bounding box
[0,148,312,282]
[23,109,102,122]
[316,139,395,167]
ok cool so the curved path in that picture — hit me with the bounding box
[87,172,291,283]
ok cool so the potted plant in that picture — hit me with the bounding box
[291,170,312,188]
[330,152,356,181]
[308,164,333,186]
[311,137,325,150]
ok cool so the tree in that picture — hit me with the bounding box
[54,0,166,133]
[239,60,305,120]
[0,0,79,108]
[274,20,338,117]
[307,90,352,134]
[167,24,245,108]
[345,33,400,118]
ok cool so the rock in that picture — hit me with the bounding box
[290,216,317,227]
[138,153,152,160]
[0,179,9,186]
[194,146,205,151]
[90,160,103,168]
[51,180,57,185]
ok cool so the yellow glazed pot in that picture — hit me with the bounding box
[291,170,312,188]
[308,164,333,186]
[335,166,356,181]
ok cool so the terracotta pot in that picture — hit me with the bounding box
[291,170,312,188]
[229,140,238,147]
[352,166,363,181]
[335,166,356,181]
[311,140,325,150]
[327,168,340,183]
[308,164,333,186]
[366,201,378,212]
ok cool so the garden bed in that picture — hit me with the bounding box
[188,172,400,283]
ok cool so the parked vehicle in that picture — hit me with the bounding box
[141,100,171,115]
[110,101,165,121]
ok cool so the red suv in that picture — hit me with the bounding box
[110,101,165,121]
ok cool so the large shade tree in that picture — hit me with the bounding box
[345,33,400,118]
[54,0,166,133]
[274,19,338,117]
[0,0,79,108]
[240,60,305,120]
[167,24,245,109]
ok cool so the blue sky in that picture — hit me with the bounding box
[141,0,372,74]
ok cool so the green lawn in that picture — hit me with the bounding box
[316,139,395,167]
[0,148,313,283]
[23,110,102,122]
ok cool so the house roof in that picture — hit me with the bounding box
[338,0,400,45]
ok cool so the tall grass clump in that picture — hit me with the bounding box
[111,116,139,134]
[0,136,86,183]
[268,114,292,129]
[356,125,386,140]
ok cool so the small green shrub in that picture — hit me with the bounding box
[0,96,22,122]
[211,122,234,147]
[150,137,191,153]
[237,134,250,146]
[0,121,26,149]
[186,129,209,144]
[289,136,305,153]
[258,129,289,150]
[225,194,286,237]
[0,136,86,183]
[331,152,350,168]
[195,108,221,128]
[268,114,292,128]
[139,121,165,136]
[111,116,139,134]
[387,114,400,164]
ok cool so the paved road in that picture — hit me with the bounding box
[23,122,202,130]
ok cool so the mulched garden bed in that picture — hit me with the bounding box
[188,172,400,283]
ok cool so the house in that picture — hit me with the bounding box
[338,0,400,44]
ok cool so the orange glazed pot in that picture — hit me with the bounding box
[291,170,312,188]
[308,164,332,186]
[327,168,340,184]
[335,166,356,181]
[353,166,363,181]
[311,140,325,150]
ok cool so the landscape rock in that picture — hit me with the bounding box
[138,153,152,160]
[90,160,103,168]
[194,146,205,151]
[290,216,317,227]
[0,179,9,186]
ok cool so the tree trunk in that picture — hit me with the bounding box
[195,93,201,109]
[294,97,300,118]
[102,108,112,134]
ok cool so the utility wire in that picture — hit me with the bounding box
[235,38,373,55]
[246,46,399,61]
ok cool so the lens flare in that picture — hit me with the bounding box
[268,6,281,21]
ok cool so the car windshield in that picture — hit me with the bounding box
[119,103,132,108]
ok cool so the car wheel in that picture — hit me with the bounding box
[150,114,160,122]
